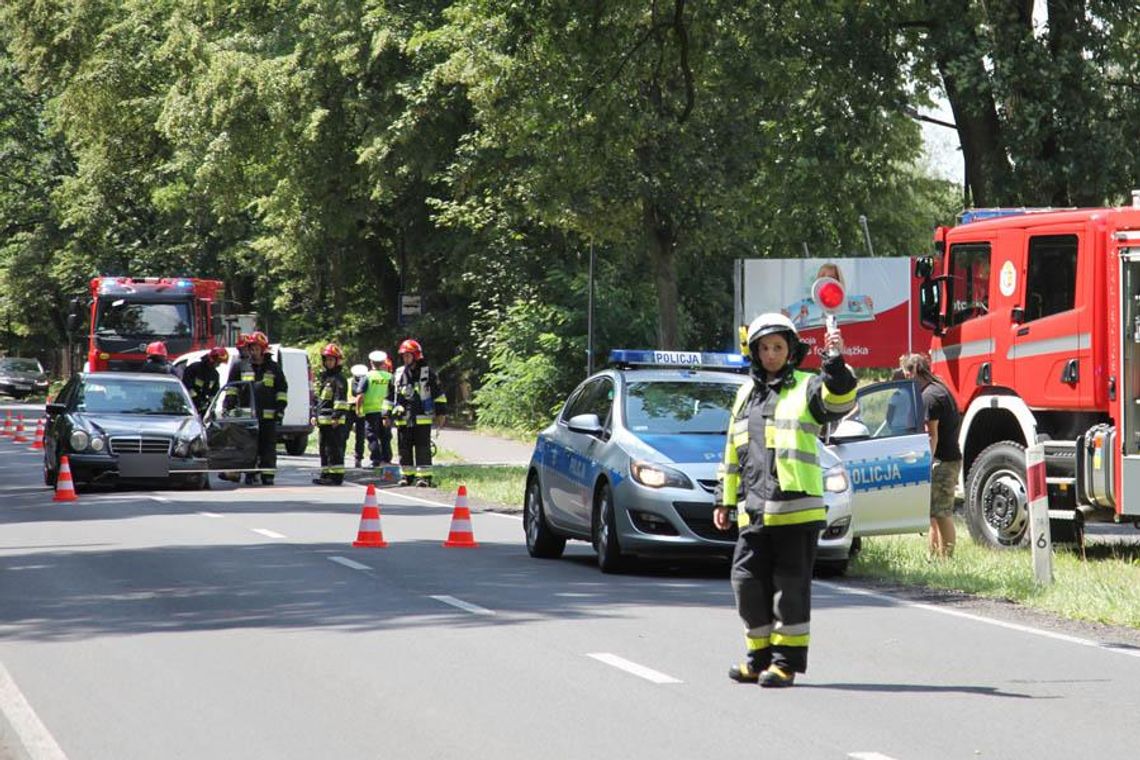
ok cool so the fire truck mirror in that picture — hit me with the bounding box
[914,257,934,279]
[918,280,943,334]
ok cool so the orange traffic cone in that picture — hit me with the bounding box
[30,417,45,450]
[12,414,29,444]
[53,456,78,502]
[1,412,11,438]
[443,484,478,548]
[352,483,388,548]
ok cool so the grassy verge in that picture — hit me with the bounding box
[850,526,1140,629]
[431,464,528,509]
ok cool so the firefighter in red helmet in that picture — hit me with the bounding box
[223,331,287,485]
[392,338,447,486]
[182,345,229,416]
[140,341,174,374]
[312,342,351,485]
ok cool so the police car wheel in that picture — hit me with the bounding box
[524,475,565,559]
[813,559,848,578]
[594,482,627,574]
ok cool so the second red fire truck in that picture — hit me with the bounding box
[915,193,1140,547]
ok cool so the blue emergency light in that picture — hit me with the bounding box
[608,349,748,371]
[957,207,1063,225]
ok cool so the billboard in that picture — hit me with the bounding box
[735,257,930,369]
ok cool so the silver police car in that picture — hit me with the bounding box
[523,350,932,574]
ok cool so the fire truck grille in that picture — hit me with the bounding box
[109,437,171,455]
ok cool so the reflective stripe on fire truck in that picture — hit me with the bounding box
[930,338,995,365]
[1005,332,1091,360]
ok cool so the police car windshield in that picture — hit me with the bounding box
[95,301,192,338]
[624,381,737,435]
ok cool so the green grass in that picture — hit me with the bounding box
[851,526,1140,629]
[431,465,528,508]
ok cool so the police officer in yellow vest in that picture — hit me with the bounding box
[714,313,856,687]
[356,350,394,466]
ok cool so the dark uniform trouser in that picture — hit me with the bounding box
[345,411,366,462]
[730,523,819,673]
[365,412,392,464]
[318,424,347,483]
[397,424,432,480]
[257,419,278,484]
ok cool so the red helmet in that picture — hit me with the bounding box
[236,333,250,348]
[208,346,229,363]
[320,343,344,363]
[145,341,168,359]
[398,339,423,360]
[247,331,269,349]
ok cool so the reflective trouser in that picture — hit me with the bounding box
[365,412,392,464]
[257,418,278,485]
[730,522,819,674]
[318,423,347,483]
[397,424,432,481]
[345,410,366,461]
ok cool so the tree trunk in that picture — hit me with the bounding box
[643,198,679,349]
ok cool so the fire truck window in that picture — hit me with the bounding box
[1025,235,1078,322]
[948,243,991,326]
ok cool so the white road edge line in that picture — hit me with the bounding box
[198,512,223,518]
[148,496,170,503]
[429,595,495,616]
[251,529,287,539]
[0,660,69,760]
[328,556,372,571]
[818,581,1140,659]
[849,753,899,760]
[586,653,683,684]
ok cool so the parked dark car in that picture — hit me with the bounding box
[0,357,50,399]
[42,372,257,490]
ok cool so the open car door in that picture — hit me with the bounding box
[204,381,260,472]
[826,380,932,536]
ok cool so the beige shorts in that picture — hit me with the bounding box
[930,459,961,518]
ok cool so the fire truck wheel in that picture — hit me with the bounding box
[964,441,1030,549]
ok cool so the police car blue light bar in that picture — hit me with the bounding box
[609,349,748,370]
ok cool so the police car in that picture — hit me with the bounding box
[523,350,932,574]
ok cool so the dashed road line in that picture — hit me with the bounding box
[251,528,287,539]
[148,496,170,503]
[197,512,224,518]
[849,753,899,760]
[429,595,495,616]
[0,660,69,760]
[328,556,372,571]
[586,653,682,684]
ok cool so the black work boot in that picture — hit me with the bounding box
[758,666,796,688]
[728,663,761,684]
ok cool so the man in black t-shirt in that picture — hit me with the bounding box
[901,354,962,558]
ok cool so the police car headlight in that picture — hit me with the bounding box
[824,464,850,493]
[630,461,693,489]
[69,430,90,451]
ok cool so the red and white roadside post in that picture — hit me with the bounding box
[1025,443,1053,585]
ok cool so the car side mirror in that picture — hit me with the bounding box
[567,413,603,436]
[46,402,66,416]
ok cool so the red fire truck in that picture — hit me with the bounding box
[915,196,1140,548]
[81,277,225,371]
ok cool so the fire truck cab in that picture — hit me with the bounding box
[82,277,225,372]
[916,195,1140,548]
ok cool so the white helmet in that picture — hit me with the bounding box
[368,350,388,364]
[350,363,368,378]
[747,312,798,345]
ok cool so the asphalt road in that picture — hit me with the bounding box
[2,406,1140,759]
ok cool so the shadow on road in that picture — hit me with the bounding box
[799,682,1048,699]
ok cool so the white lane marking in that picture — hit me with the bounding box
[251,529,286,539]
[484,512,521,520]
[198,512,224,518]
[429,595,495,616]
[0,660,69,760]
[148,496,170,503]
[328,556,372,571]
[818,581,1140,660]
[587,653,683,684]
[849,753,899,760]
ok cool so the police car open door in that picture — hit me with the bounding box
[827,380,932,536]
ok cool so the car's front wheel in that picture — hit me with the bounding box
[524,475,565,559]
[43,453,57,487]
[593,482,627,574]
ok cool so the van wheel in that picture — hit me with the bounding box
[965,442,1030,549]
[284,435,308,456]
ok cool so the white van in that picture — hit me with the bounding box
[173,345,313,455]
